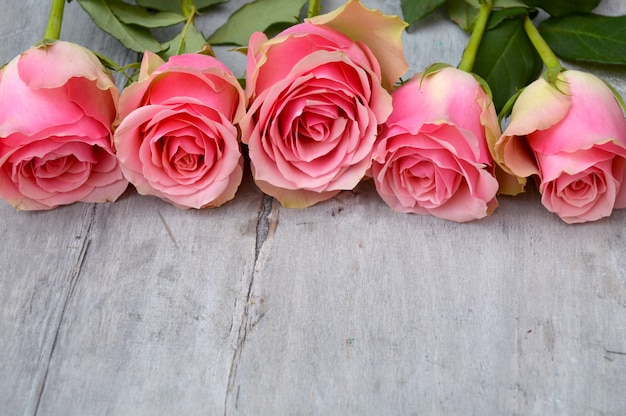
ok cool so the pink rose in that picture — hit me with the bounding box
[240,0,408,208]
[114,51,246,209]
[371,67,500,222]
[0,40,127,210]
[494,70,626,223]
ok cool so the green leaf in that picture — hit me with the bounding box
[263,21,298,39]
[472,17,543,112]
[493,0,530,7]
[160,24,209,59]
[461,0,480,7]
[446,0,532,32]
[486,8,534,30]
[136,0,182,13]
[445,0,478,32]
[208,0,307,45]
[135,0,226,13]
[193,0,227,10]
[401,0,445,27]
[76,0,162,53]
[521,0,600,17]
[109,1,186,28]
[539,14,626,65]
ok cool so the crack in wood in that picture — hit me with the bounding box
[254,194,274,262]
[32,204,97,416]
[223,194,277,415]
[157,210,179,249]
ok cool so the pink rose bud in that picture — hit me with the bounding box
[371,67,500,222]
[494,70,626,223]
[0,40,128,210]
[114,52,246,209]
[240,0,407,208]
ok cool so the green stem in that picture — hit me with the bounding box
[457,0,493,72]
[182,0,195,19]
[308,0,321,18]
[523,15,563,83]
[43,0,65,40]
[177,1,197,55]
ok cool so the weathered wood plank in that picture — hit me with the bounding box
[0,203,96,415]
[221,2,626,415]
[229,181,626,415]
[223,2,626,413]
[0,3,138,414]
[1,0,625,415]
[0,2,50,60]
[34,177,262,415]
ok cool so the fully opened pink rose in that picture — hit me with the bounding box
[0,40,127,210]
[371,67,500,222]
[494,70,626,223]
[240,0,407,208]
[114,51,246,209]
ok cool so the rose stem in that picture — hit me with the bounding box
[522,15,563,84]
[44,0,65,40]
[177,0,199,55]
[308,0,321,18]
[457,0,493,73]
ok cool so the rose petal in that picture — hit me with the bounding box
[0,58,84,138]
[18,41,116,92]
[138,50,166,82]
[537,147,615,183]
[308,0,408,90]
[541,167,616,224]
[252,170,342,208]
[502,75,572,138]
[528,71,626,154]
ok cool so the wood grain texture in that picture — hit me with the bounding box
[228,182,626,415]
[34,178,263,415]
[1,0,625,415]
[0,203,95,415]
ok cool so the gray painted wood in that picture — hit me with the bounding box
[0,203,96,415]
[35,178,262,416]
[1,1,625,415]
[230,182,626,415]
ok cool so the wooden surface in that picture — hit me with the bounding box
[1,1,626,415]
